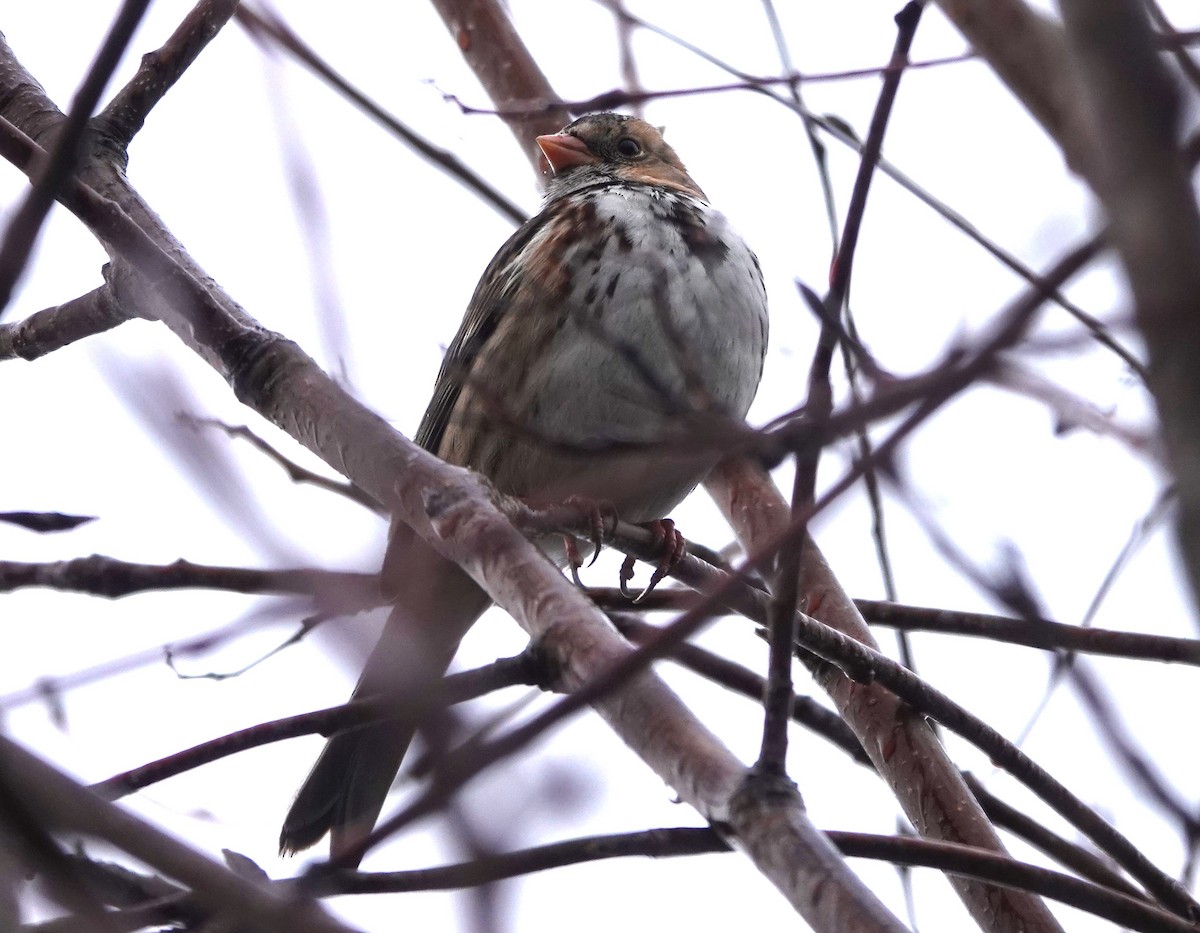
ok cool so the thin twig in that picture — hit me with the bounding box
[610,611,871,766]
[591,2,1149,381]
[758,0,840,251]
[0,283,134,360]
[856,598,1200,664]
[96,0,242,149]
[827,3,921,306]
[597,0,646,119]
[1069,660,1200,832]
[964,773,1144,898]
[180,415,383,513]
[0,555,379,605]
[819,7,923,676]
[0,603,300,711]
[329,828,1193,933]
[234,5,528,226]
[93,650,545,799]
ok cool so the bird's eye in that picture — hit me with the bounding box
[616,137,642,157]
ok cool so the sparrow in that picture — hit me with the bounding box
[280,112,769,863]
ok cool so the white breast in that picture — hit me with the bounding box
[528,185,768,447]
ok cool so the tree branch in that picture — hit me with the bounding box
[929,0,1100,180]
[95,0,242,150]
[0,283,134,361]
[0,736,357,933]
[0,555,379,608]
[1058,0,1200,615]
[708,459,1064,933]
[858,599,1200,665]
[0,0,153,319]
[233,5,529,226]
[93,650,544,799]
[330,827,1194,933]
[428,0,569,171]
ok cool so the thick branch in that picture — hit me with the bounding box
[0,736,356,933]
[929,0,1100,180]
[1058,0,1200,612]
[707,458,1066,933]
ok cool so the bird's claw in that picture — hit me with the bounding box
[622,518,686,603]
[564,535,586,587]
[619,552,638,599]
[562,496,616,586]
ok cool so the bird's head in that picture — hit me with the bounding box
[537,112,706,201]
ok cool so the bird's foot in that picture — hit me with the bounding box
[620,518,686,603]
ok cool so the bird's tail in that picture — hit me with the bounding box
[279,527,489,864]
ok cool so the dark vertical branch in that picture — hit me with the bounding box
[826,2,922,307]
[756,2,924,776]
[829,3,924,664]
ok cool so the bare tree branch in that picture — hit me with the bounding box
[95,0,242,150]
[180,415,384,513]
[333,828,1194,933]
[709,459,1061,933]
[93,650,544,800]
[0,512,96,533]
[0,736,358,933]
[0,283,133,360]
[234,5,529,226]
[616,611,1170,905]
[0,0,153,319]
[0,555,378,605]
[930,0,1101,180]
[1058,0,1200,613]
[429,0,569,170]
[858,599,1200,664]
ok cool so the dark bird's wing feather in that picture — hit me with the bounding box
[414,211,553,456]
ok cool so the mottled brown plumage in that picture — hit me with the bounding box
[280,113,768,864]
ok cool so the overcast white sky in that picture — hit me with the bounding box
[2,2,1199,931]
